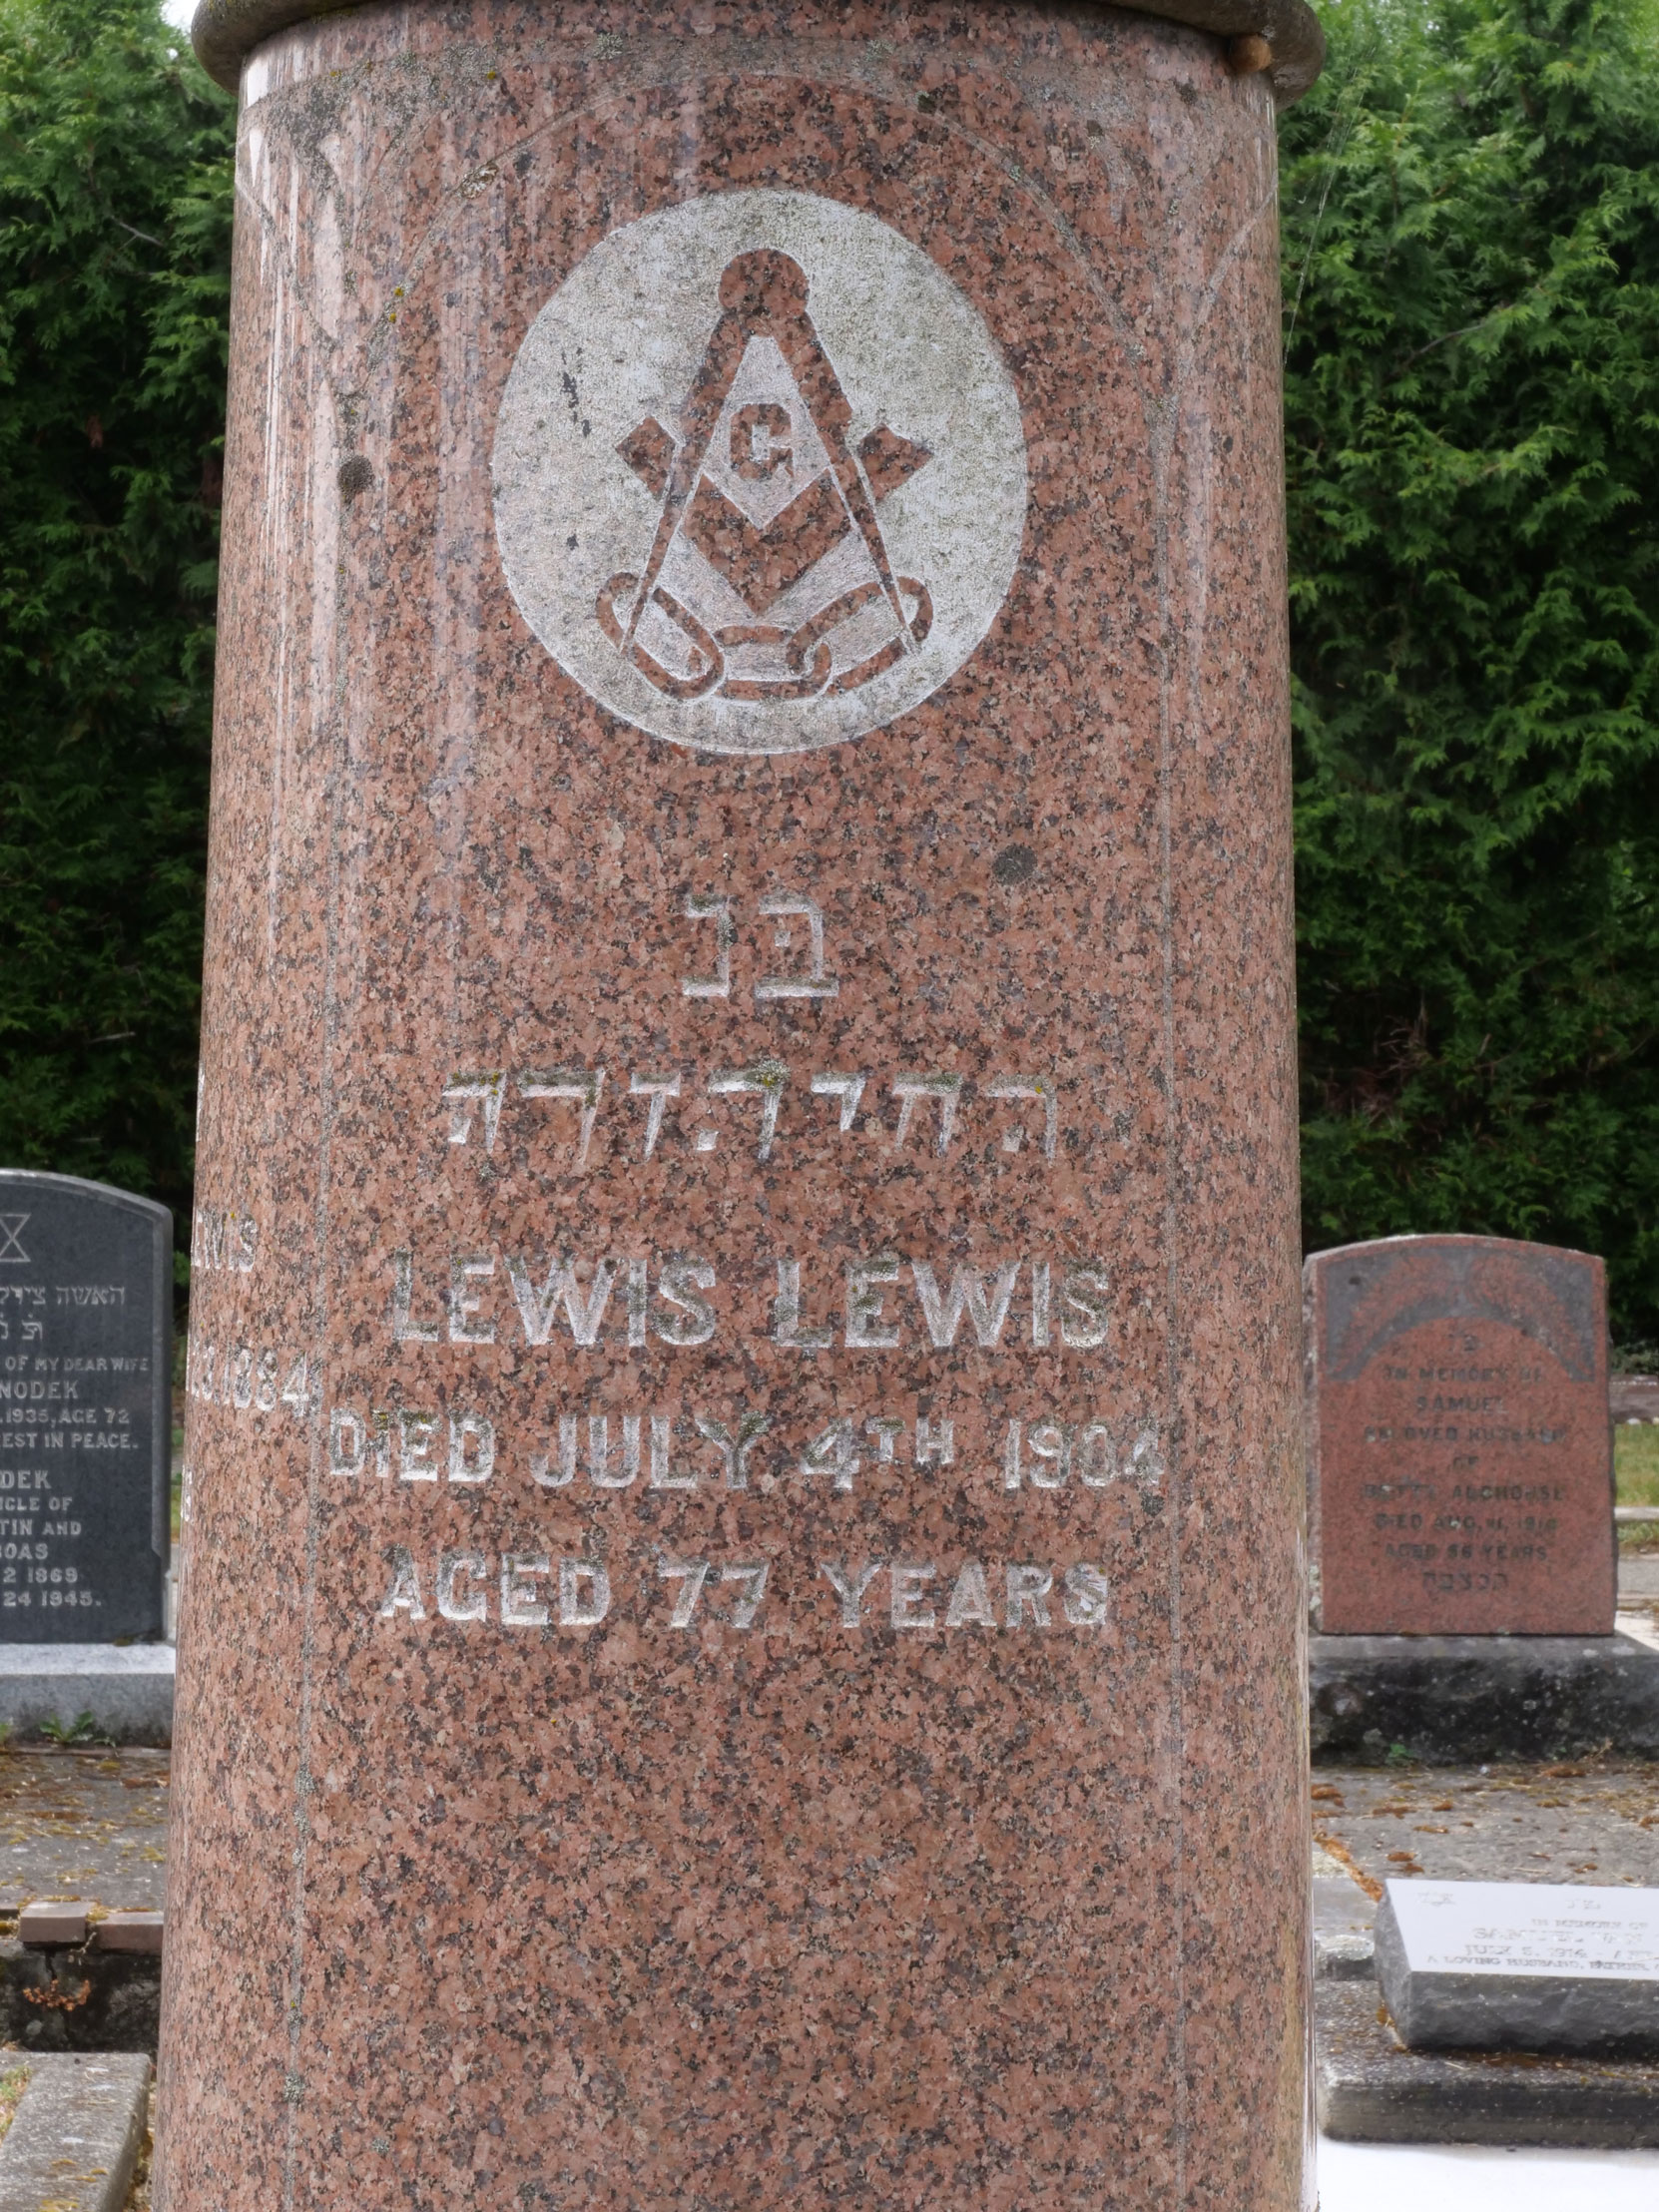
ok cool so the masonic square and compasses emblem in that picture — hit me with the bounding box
[492,190,1027,756]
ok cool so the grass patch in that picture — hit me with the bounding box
[122,2082,155,2208]
[1615,1425,1659,1546]
[1616,1425,1659,1503]
[0,2064,28,2147]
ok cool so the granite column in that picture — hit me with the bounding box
[162,3,1322,2204]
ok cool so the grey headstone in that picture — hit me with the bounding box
[1376,1877,1659,2057]
[0,1172,170,1643]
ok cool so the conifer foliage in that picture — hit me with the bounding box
[0,0,232,1239]
[1282,0,1659,1334]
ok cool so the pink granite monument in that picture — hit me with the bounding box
[160,2,1323,2204]
[1307,1235,1615,1636]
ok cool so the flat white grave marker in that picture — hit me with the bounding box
[1377,1879,1659,2056]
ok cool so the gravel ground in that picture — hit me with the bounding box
[1313,1761,1659,1895]
[0,1749,169,1915]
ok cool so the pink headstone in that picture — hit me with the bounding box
[1307,1235,1614,1635]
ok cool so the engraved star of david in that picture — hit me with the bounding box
[597,249,934,704]
[0,1215,30,1265]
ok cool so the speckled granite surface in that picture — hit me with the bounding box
[158,5,1306,2205]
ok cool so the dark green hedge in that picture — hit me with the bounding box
[1283,0,1659,1337]
[2,0,1658,1336]
[0,0,232,1272]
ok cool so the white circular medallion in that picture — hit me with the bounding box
[492,189,1027,756]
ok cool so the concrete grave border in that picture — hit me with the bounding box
[0,2052,150,2212]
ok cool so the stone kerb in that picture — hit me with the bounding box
[0,2053,151,2212]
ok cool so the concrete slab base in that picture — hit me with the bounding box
[0,2051,150,2212]
[1311,1633,1659,1764]
[0,1646,173,1748]
[1318,1980,1659,2146]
